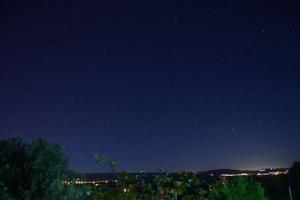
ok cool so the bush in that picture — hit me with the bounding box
[0,137,89,200]
[209,177,268,200]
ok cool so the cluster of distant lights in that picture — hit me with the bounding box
[218,169,288,177]
[64,179,118,186]
[65,169,288,186]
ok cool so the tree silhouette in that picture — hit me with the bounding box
[94,153,116,172]
[0,137,88,200]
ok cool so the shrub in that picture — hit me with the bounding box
[0,137,89,200]
[209,177,267,200]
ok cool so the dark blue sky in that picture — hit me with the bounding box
[1,0,300,172]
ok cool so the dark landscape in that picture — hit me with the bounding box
[1,0,300,199]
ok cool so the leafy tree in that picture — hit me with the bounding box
[172,171,205,200]
[0,137,29,199]
[180,172,205,200]
[92,187,118,200]
[0,182,14,200]
[209,177,267,200]
[116,172,138,200]
[91,171,141,200]
[153,171,174,200]
[0,137,89,200]
[26,139,71,200]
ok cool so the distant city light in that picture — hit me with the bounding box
[64,168,289,186]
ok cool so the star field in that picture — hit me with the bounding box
[0,0,300,172]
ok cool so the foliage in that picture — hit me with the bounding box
[0,182,14,200]
[0,137,276,200]
[209,177,268,200]
[91,171,206,200]
[0,137,90,200]
[95,153,116,172]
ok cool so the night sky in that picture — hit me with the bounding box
[1,0,300,172]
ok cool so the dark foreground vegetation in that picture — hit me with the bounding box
[0,137,299,200]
